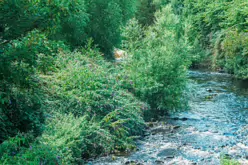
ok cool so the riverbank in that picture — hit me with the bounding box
[90,70,248,165]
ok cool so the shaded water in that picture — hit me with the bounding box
[90,71,248,165]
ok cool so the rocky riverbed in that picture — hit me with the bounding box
[89,71,248,165]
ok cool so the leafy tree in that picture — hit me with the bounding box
[123,5,190,116]
[180,0,248,79]
[85,0,137,58]
[136,0,156,26]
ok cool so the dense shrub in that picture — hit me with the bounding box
[122,5,190,115]
[135,0,184,26]
[41,113,114,164]
[182,0,248,79]
[0,0,139,144]
[135,0,156,26]
[212,30,248,79]
[0,0,88,46]
[85,0,137,58]
[0,0,87,143]
[0,30,68,142]
[0,90,43,143]
[0,0,37,41]
[39,49,146,162]
[1,0,137,58]
[0,47,147,164]
[43,48,146,118]
[0,133,58,165]
[0,1,194,164]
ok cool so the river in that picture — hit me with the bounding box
[90,70,248,165]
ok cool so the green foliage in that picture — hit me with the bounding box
[0,89,43,143]
[0,0,88,47]
[0,133,34,159]
[0,0,139,144]
[0,0,37,40]
[153,0,184,14]
[42,0,88,47]
[135,0,185,26]
[136,0,156,26]
[39,48,146,162]
[1,0,137,58]
[1,47,147,164]
[123,5,190,115]
[0,134,58,165]
[122,19,145,51]
[215,30,248,79]
[43,49,146,118]
[41,113,114,163]
[0,0,193,163]
[0,0,87,143]
[85,0,137,58]
[182,0,248,79]
[0,30,68,142]
[221,155,240,165]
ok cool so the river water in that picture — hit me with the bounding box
[90,70,248,165]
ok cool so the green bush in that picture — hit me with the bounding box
[121,18,145,51]
[0,0,88,47]
[0,107,144,164]
[0,30,68,142]
[1,0,137,58]
[135,0,156,26]
[0,1,196,164]
[0,0,37,41]
[41,113,114,164]
[217,30,248,79]
[0,0,144,161]
[182,0,248,79]
[0,132,59,165]
[42,47,146,118]
[39,48,146,161]
[85,0,137,57]
[221,156,240,165]
[42,0,88,47]
[0,133,34,159]
[122,5,190,115]
[0,90,43,143]
[0,113,113,164]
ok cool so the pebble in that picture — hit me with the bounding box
[155,160,164,164]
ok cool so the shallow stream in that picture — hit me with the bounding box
[90,70,248,165]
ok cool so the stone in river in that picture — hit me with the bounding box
[157,148,179,158]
